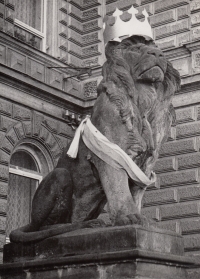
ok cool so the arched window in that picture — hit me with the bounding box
[6,147,45,242]
[5,140,54,242]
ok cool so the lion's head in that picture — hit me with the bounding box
[96,36,181,177]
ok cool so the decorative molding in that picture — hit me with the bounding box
[83,80,97,98]
[192,50,200,73]
[13,105,31,121]
[8,49,26,73]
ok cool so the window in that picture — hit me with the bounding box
[6,151,42,242]
[14,0,47,51]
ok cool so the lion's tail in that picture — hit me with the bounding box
[9,219,106,243]
[9,223,84,243]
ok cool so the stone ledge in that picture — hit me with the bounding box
[3,225,185,263]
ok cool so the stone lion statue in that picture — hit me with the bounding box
[10,36,180,243]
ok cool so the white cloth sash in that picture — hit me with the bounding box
[67,117,156,187]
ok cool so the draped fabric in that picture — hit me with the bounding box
[6,174,37,237]
[15,0,41,31]
[67,117,156,187]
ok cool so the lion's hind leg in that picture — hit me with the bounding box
[31,168,73,228]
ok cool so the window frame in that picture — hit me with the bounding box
[14,0,47,52]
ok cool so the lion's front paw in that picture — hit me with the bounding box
[114,213,149,227]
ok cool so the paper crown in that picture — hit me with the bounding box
[103,6,153,45]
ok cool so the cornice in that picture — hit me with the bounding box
[179,73,200,94]
[163,46,190,60]
[0,64,95,113]
[0,32,69,70]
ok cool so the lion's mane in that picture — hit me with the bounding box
[97,36,181,174]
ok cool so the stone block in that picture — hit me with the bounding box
[176,121,200,138]
[175,107,196,124]
[55,135,69,149]
[82,44,99,57]
[0,45,6,65]
[154,157,176,173]
[143,188,177,206]
[23,121,32,136]
[6,128,18,145]
[84,80,98,98]
[43,117,58,134]
[177,31,191,46]
[159,169,199,188]
[33,112,44,136]
[191,12,200,27]
[0,99,12,117]
[159,138,198,157]
[106,0,140,14]
[191,26,200,41]
[0,150,10,165]
[47,69,63,90]
[58,121,74,138]
[13,104,31,121]
[190,0,200,13]
[177,152,200,170]
[177,5,189,19]
[184,234,200,251]
[27,59,45,82]
[82,8,99,20]
[160,202,200,220]
[1,137,13,154]
[0,116,17,132]
[0,182,8,197]
[178,186,200,202]
[0,216,6,231]
[81,56,99,67]
[142,206,160,220]
[155,0,189,13]
[0,198,7,213]
[156,36,176,50]
[82,32,99,45]
[14,122,25,139]
[141,0,155,4]
[150,10,176,27]
[83,20,98,32]
[171,57,190,76]
[192,50,200,73]
[156,221,180,233]
[181,218,200,234]
[137,4,154,16]
[154,19,189,39]
[7,49,26,73]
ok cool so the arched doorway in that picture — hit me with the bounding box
[6,141,53,242]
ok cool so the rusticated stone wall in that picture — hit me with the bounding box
[0,94,76,260]
[67,0,105,68]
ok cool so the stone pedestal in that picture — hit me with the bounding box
[0,225,194,278]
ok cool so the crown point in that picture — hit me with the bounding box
[113,8,123,18]
[127,5,138,15]
[142,8,149,18]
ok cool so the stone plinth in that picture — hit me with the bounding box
[0,225,194,279]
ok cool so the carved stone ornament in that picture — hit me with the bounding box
[10,35,180,243]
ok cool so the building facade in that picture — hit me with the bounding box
[0,0,200,266]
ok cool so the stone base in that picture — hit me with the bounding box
[0,225,195,279]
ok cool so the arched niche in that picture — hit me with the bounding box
[6,139,54,241]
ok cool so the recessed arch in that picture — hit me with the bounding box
[6,138,55,242]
